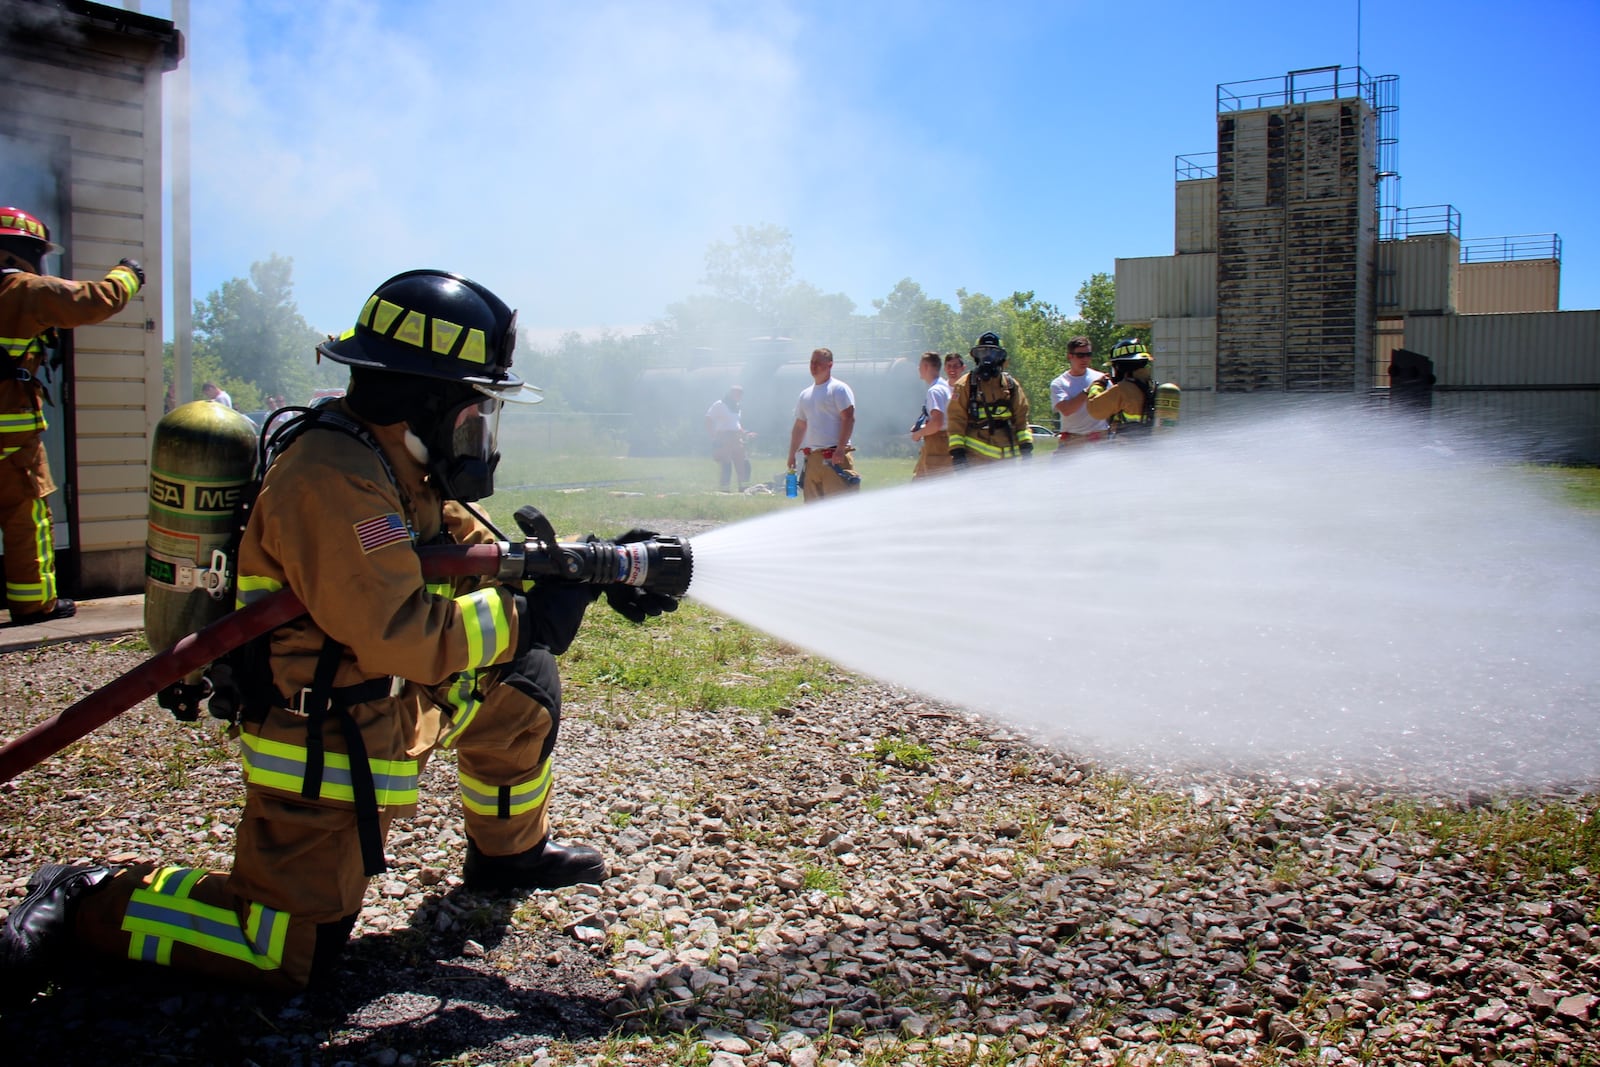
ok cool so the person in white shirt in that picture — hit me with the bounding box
[704,385,753,491]
[910,351,952,478]
[1048,336,1108,451]
[201,381,234,409]
[785,347,859,502]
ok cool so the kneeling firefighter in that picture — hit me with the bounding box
[947,331,1033,466]
[1085,338,1180,437]
[0,269,678,1005]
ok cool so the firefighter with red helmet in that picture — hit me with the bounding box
[0,207,143,623]
[947,331,1033,466]
[0,270,675,1003]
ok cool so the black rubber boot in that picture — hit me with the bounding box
[0,863,112,1010]
[10,599,76,626]
[463,836,606,892]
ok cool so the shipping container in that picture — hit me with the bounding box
[1114,254,1216,324]
[1150,317,1217,393]
[1175,178,1217,254]
[1457,260,1560,315]
[1404,310,1600,387]
[1376,235,1459,314]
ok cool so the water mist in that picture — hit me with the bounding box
[687,405,1600,790]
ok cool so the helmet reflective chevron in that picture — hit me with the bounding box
[317,269,538,403]
[0,206,62,264]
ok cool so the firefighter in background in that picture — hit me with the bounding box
[1085,338,1179,437]
[0,206,143,624]
[0,269,677,1004]
[947,331,1033,467]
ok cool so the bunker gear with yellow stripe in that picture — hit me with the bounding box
[69,402,568,991]
[0,263,141,619]
[947,371,1032,463]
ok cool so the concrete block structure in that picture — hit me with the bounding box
[1115,65,1596,459]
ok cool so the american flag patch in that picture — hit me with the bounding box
[353,512,411,554]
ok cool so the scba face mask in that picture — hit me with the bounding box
[428,393,504,502]
[973,345,1006,380]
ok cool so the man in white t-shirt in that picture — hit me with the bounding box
[1048,335,1108,452]
[704,385,753,491]
[202,381,234,409]
[910,351,952,478]
[786,347,859,502]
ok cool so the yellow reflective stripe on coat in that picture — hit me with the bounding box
[0,410,47,435]
[241,731,419,806]
[436,669,484,749]
[235,573,284,609]
[456,587,511,668]
[0,334,44,360]
[459,763,551,818]
[122,866,288,971]
[107,263,141,299]
[952,434,1010,459]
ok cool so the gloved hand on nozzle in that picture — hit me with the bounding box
[516,581,594,656]
[600,528,681,624]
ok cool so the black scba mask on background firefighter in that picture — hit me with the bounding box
[318,270,538,503]
[971,331,1007,380]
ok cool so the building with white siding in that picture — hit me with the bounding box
[1,0,181,595]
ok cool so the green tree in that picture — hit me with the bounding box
[190,255,333,409]
[1073,271,1144,360]
[872,278,956,354]
[701,223,795,326]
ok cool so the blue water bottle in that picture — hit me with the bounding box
[785,468,798,498]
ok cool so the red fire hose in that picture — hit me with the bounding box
[0,544,505,785]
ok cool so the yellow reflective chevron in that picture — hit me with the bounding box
[457,587,512,668]
[459,762,551,818]
[436,668,484,749]
[241,731,419,806]
[235,573,284,609]
[358,294,487,365]
[122,866,288,971]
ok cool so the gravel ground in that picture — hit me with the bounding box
[1,618,1597,1066]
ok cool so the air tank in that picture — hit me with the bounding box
[143,401,259,656]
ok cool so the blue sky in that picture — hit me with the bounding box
[149,0,1600,344]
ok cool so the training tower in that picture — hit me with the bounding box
[1213,67,1381,392]
[1116,64,1594,458]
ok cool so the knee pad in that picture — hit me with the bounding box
[502,647,562,764]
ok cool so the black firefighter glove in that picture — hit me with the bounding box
[515,580,595,656]
[950,448,968,469]
[600,528,681,624]
[116,257,145,288]
[1019,441,1034,460]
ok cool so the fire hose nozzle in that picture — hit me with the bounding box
[512,505,693,597]
[525,536,693,597]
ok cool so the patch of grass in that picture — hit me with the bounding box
[1534,464,1600,510]
[868,734,935,770]
[561,601,836,719]
[800,863,844,896]
[1381,795,1600,885]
